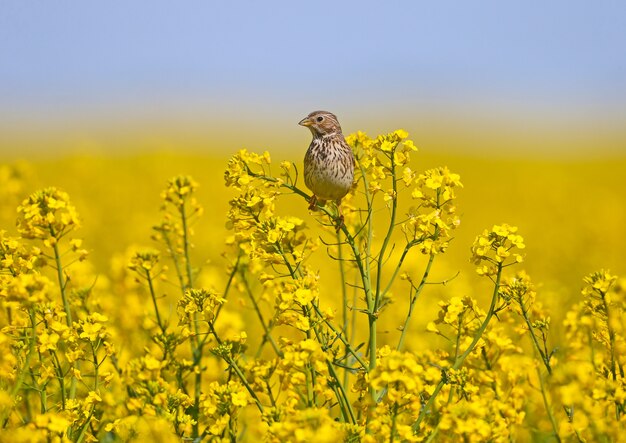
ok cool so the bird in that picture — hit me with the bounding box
[299,110,355,226]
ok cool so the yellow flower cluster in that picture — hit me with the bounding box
[177,288,225,323]
[402,167,463,255]
[161,174,200,208]
[200,380,249,438]
[225,149,273,190]
[370,346,425,405]
[128,249,161,273]
[2,135,624,442]
[437,391,523,443]
[121,353,194,428]
[427,295,483,337]
[17,187,80,241]
[152,175,202,287]
[556,270,626,440]
[0,230,39,275]
[0,189,118,442]
[225,150,315,272]
[423,315,531,441]
[347,129,417,199]
[471,223,525,276]
[275,339,335,405]
[260,271,319,331]
[264,407,355,443]
[1,272,52,307]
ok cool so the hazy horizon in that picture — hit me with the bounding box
[2,1,625,157]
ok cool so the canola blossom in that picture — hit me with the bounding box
[0,131,624,442]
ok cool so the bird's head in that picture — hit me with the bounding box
[299,111,342,138]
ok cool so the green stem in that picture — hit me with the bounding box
[52,240,72,326]
[537,364,562,442]
[180,200,194,290]
[371,152,398,376]
[375,156,398,312]
[179,199,203,438]
[336,230,350,388]
[397,254,435,351]
[305,365,314,407]
[50,236,78,402]
[276,241,361,422]
[424,425,440,443]
[146,270,166,334]
[1,310,37,427]
[519,298,551,374]
[357,160,376,379]
[91,342,100,392]
[368,315,377,372]
[309,303,367,369]
[389,402,399,442]
[413,263,503,433]
[240,272,282,357]
[50,351,67,409]
[192,327,202,439]
[276,242,368,371]
[250,168,374,314]
[208,322,264,413]
[452,266,502,367]
[203,253,241,348]
[446,314,465,405]
[251,162,377,391]
[381,242,415,298]
[600,292,620,420]
[350,279,358,354]
[161,230,186,295]
[75,405,95,443]
[327,362,356,424]
[39,380,48,413]
[600,293,617,382]
[25,367,45,417]
[213,253,240,321]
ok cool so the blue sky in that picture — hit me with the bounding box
[2,1,626,127]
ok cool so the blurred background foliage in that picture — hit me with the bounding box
[2,126,625,348]
[1,0,625,359]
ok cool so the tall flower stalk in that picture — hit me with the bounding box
[224,130,468,436]
[2,130,622,442]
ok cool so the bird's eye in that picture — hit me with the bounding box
[316,116,324,122]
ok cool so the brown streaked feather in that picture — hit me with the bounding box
[301,111,355,203]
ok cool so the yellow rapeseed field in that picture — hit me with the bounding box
[0,129,625,442]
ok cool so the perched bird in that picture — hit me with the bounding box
[299,111,355,223]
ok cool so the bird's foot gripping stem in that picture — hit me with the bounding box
[335,201,345,232]
[308,195,326,211]
[335,214,345,233]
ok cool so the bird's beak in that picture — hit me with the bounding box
[299,117,313,127]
